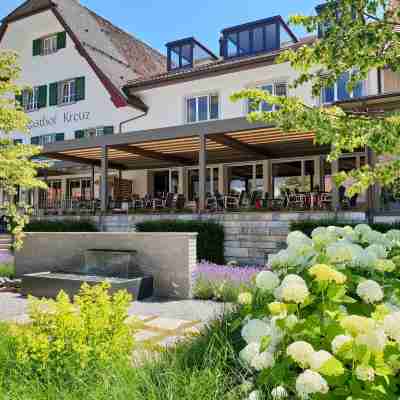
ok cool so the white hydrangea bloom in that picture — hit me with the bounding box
[326,241,359,264]
[383,312,400,342]
[309,350,333,371]
[355,365,375,382]
[239,342,260,365]
[354,224,373,237]
[241,319,271,344]
[356,280,384,304]
[255,271,280,292]
[285,314,299,330]
[271,386,288,400]
[296,370,329,398]
[275,275,310,304]
[386,229,400,246]
[352,248,378,269]
[247,391,261,400]
[363,230,392,249]
[287,341,314,367]
[287,231,312,247]
[250,351,275,371]
[356,329,387,353]
[331,335,353,354]
[365,244,388,260]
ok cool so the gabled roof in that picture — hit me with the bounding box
[0,0,167,110]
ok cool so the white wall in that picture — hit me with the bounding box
[0,10,139,143]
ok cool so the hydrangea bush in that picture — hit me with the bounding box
[236,224,400,399]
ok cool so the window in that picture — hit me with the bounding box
[31,133,64,146]
[49,77,85,106]
[321,72,365,104]
[221,18,296,59]
[33,32,66,56]
[75,126,114,139]
[248,82,288,113]
[61,80,76,105]
[23,87,39,111]
[42,35,58,55]
[186,94,219,123]
[19,85,47,111]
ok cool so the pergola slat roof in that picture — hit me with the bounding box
[40,117,325,171]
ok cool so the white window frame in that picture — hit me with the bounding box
[23,87,39,112]
[247,81,288,113]
[42,35,58,55]
[320,73,366,105]
[60,80,76,105]
[185,93,219,124]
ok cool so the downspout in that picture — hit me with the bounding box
[118,110,148,134]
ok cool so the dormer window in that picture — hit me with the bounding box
[166,38,218,71]
[220,16,297,59]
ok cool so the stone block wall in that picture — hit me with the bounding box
[31,211,367,265]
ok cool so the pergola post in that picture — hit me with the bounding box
[331,158,340,212]
[90,165,95,201]
[366,147,377,223]
[100,145,108,213]
[198,134,207,211]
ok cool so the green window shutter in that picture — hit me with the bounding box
[31,136,40,145]
[55,133,65,142]
[15,93,23,106]
[57,32,66,50]
[32,39,42,56]
[49,82,58,106]
[75,77,85,101]
[75,130,85,139]
[103,126,114,135]
[37,85,47,108]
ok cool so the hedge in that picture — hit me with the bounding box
[25,219,98,232]
[290,219,400,237]
[135,220,225,264]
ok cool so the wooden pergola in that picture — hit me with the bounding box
[40,117,328,212]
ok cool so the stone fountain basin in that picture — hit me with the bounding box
[21,271,154,300]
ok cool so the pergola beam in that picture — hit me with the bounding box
[207,133,271,158]
[110,144,192,165]
[44,152,126,170]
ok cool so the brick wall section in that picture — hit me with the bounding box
[32,211,366,265]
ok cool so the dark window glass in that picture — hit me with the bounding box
[181,44,192,67]
[209,95,219,120]
[238,30,250,55]
[198,96,208,121]
[353,80,364,98]
[170,47,180,69]
[253,27,264,53]
[322,85,335,103]
[227,33,238,57]
[261,84,273,112]
[337,72,350,100]
[265,23,277,51]
[187,98,196,123]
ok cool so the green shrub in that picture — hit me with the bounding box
[25,219,98,232]
[290,219,400,237]
[11,283,135,382]
[0,263,15,278]
[136,220,225,264]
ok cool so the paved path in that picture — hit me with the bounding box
[0,293,230,349]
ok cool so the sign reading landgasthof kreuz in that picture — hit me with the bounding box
[28,111,91,130]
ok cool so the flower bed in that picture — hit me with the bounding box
[236,224,400,399]
[193,262,264,302]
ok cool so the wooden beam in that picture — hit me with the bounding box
[110,144,192,165]
[44,152,126,170]
[207,134,271,158]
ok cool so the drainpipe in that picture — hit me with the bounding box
[118,110,148,134]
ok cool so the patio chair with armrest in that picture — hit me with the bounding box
[224,192,240,210]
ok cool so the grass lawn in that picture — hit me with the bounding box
[0,310,246,400]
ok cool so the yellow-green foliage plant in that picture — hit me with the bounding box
[236,225,400,400]
[12,283,135,381]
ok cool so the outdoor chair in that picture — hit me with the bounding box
[224,193,240,210]
[287,193,307,209]
[164,192,175,208]
[174,194,186,210]
[205,196,218,211]
[319,193,332,209]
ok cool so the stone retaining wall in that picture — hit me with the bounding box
[31,211,366,265]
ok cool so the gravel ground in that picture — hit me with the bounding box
[0,292,230,324]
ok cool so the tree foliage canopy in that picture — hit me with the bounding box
[231,0,400,196]
[0,51,46,247]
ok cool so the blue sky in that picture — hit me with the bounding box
[0,0,322,54]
